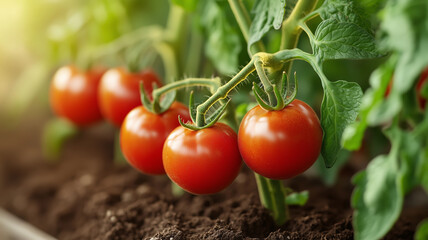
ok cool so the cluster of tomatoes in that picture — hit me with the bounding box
[50,65,323,195]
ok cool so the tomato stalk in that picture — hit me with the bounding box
[280,0,319,73]
[227,0,266,54]
[140,77,222,114]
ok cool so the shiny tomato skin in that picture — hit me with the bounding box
[120,102,190,175]
[163,123,242,195]
[50,65,103,126]
[416,67,428,110]
[98,68,162,127]
[238,99,322,180]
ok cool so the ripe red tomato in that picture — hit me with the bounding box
[416,67,428,110]
[50,65,103,126]
[163,123,242,194]
[238,99,322,180]
[98,68,162,127]
[120,102,190,175]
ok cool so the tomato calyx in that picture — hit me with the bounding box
[178,91,231,131]
[253,71,298,111]
[140,82,176,114]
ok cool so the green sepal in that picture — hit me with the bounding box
[253,82,274,110]
[271,85,284,111]
[159,90,176,113]
[178,99,230,130]
[140,81,154,111]
[283,72,298,106]
[188,91,197,123]
[253,71,298,111]
[204,99,230,127]
[140,81,175,114]
[178,116,200,130]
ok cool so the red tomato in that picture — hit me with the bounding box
[238,99,322,180]
[50,65,103,126]
[163,123,242,194]
[120,102,190,175]
[98,68,162,127]
[416,67,428,110]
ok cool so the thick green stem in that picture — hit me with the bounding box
[227,0,266,55]
[267,179,289,225]
[185,29,203,77]
[154,42,179,83]
[254,56,276,104]
[158,4,188,83]
[255,175,289,225]
[195,59,256,127]
[280,0,319,72]
[255,174,273,210]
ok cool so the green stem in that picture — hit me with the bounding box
[154,42,180,83]
[280,0,319,72]
[254,56,275,104]
[267,179,289,225]
[255,175,289,225]
[185,29,203,77]
[195,58,256,127]
[299,22,316,45]
[255,174,273,210]
[227,0,266,55]
[151,77,222,103]
[164,4,188,81]
[194,48,310,127]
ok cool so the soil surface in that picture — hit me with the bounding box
[0,115,427,240]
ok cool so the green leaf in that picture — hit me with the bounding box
[201,0,242,75]
[321,80,362,167]
[342,58,395,150]
[416,219,428,240]
[313,19,381,60]
[248,0,286,52]
[352,154,403,240]
[171,0,198,12]
[285,190,309,206]
[318,0,372,32]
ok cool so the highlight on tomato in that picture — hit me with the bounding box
[98,68,162,127]
[238,99,323,180]
[50,65,104,126]
[162,123,242,194]
[120,102,190,175]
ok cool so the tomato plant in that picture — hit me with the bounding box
[162,123,242,194]
[50,65,104,126]
[98,68,162,127]
[238,99,322,180]
[41,0,428,237]
[120,102,190,175]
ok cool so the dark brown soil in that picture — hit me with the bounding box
[0,115,427,239]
